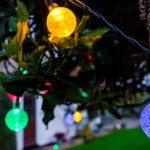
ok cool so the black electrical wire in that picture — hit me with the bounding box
[69,0,150,54]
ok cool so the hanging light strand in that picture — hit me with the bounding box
[43,0,55,10]
[68,0,150,54]
[16,96,20,108]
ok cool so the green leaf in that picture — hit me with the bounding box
[42,93,62,125]
[17,47,27,68]
[101,92,121,99]
[76,71,96,87]
[74,15,90,40]
[79,28,109,48]
[49,36,75,49]
[75,15,90,33]
[2,77,39,96]
[81,27,109,36]
[66,88,88,103]
[17,0,29,18]
[31,50,43,67]
[13,19,29,67]
[81,62,95,71]
[1,42,19,56]
[42,95,55,126]
[8,16,18,32]
[2,81,26,96]
[13,18,29,47]
[0,72,8,82]
[1,19,29,59]
[107,106,122,119]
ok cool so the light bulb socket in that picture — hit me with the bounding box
[15,98,20,108]
[48,3,58,11]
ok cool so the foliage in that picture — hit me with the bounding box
[0,0,149,126]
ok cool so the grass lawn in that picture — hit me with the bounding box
[67,127,150,150]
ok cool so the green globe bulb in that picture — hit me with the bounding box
[81,91,88,98]
[5,108,28,132]
[53,144,59,150]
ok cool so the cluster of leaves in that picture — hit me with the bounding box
[0,0,150,126]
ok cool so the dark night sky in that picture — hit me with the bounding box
[84,0,148,46]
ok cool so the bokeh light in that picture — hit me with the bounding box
[73,111,82,123]
[46,7,77,37]
[5,108,28,132]
[140,104,150,138]
[64,112,74,125]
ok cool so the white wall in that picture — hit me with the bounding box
[35,96,77,146]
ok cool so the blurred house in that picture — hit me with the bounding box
[17,96,101,150]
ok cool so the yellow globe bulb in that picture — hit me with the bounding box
[73,111,82,123]
[46,7,77,37]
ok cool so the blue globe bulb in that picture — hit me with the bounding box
[64,112,74,125]
[140,104,150,138]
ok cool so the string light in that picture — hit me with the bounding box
[69,0,150,54]
[87,54,93,61]
[64,112,74,125]
[140,104,150,138]
[73,111,82,123]
[7,93,23,102]
[81,91,88,98]
[45,82,52,86]
[39,90,49,95]
[53,144,59,150]
[78,88,88,98]
[46,7,77,37]
[20,67,28,75]
[5,108,28,132]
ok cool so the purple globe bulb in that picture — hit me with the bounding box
[64,112,74,125]
[140,104,150,138]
